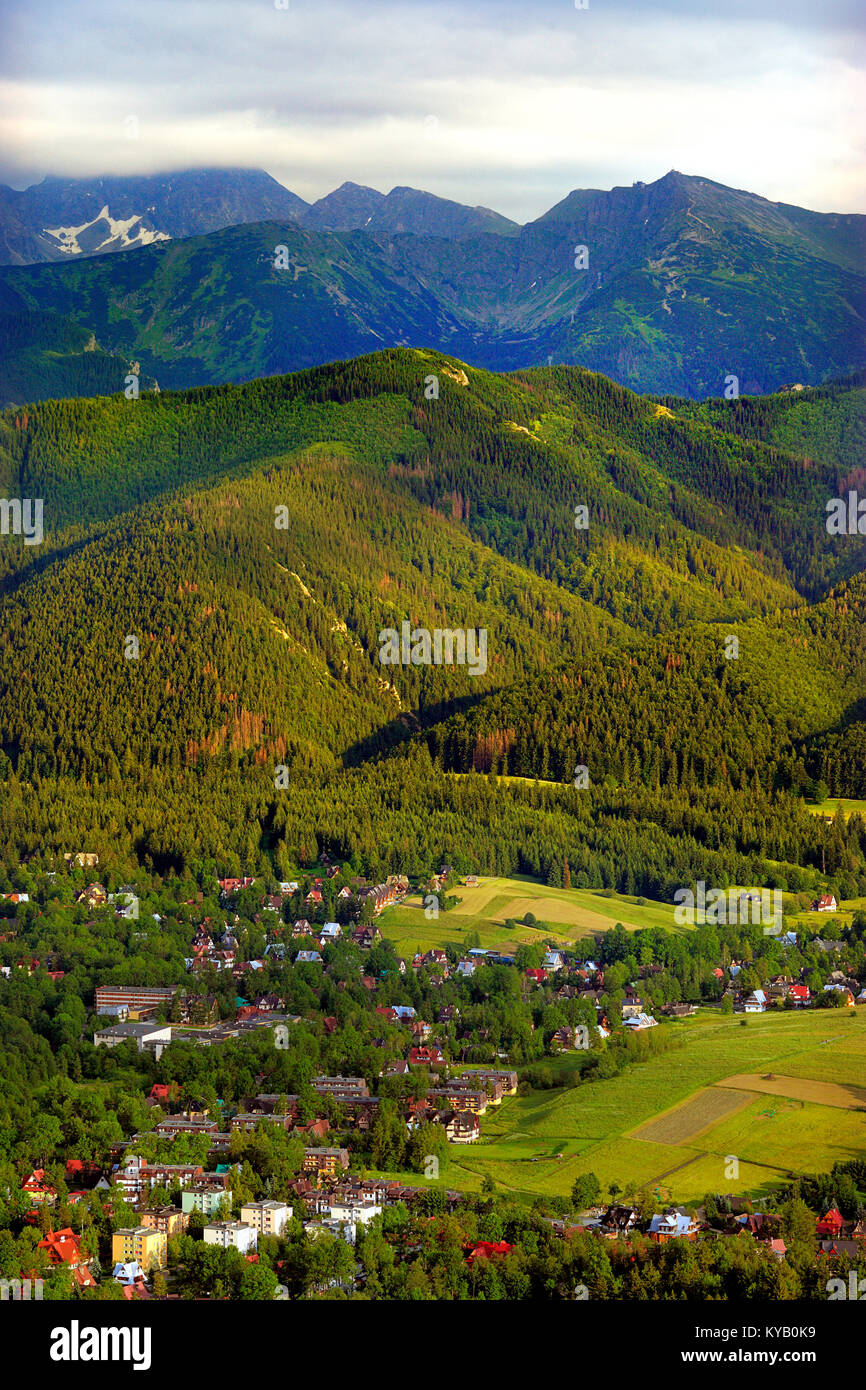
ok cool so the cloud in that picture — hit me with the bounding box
[0,0,863,217]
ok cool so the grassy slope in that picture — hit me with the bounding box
[376,1009,866,1205]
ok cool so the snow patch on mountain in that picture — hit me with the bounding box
[42,206,171,256]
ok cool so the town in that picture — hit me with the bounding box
[1,853,864,1301]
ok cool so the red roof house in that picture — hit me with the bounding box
[816,1207,844,1237]
[466,1240,515,1266]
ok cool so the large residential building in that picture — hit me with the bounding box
[181,1185,232,1218]
[138,1207,189,1236]
[240,1200,292,1237]
[203,1221,257,1253]
[112,1156,207,1198]
[302,1147,350,1178]
[111,1226,167,1273]
[94,985,178,1014]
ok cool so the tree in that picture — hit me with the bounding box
[570,1172,601,1210]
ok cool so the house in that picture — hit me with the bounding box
[818,1239,861,1259]
[148,1082,180,1107]
[823,985,855,1006]
[623,1012,658,1030]
[382,1059,410,1077]
[75,883,107,908]
[455,959,476,978]
[742,990,767,1014]
[648,1210,699,1242]
[466,1240,514,1266]
[816,1207,844,1237]
[112,1260,147,1287]
[64,1159,103,1190]
[295,950,322,964]
[408,1045,445,1069]
[444,1111,480,1143]
[813,894,838,912]
[788,983,810,1006]
[525,968,547,984]
[111,1227,167,1273]
[203,1221,257,1254]
[542,950,565,972]
[21,1169,56,1204]
[38,1228,96,1289]
[240,1200,292,1237]
[601,1205,640,1236]
[551,1025,577,1053]
[320,922,342,941]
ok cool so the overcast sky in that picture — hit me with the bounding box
[1,0,863,220]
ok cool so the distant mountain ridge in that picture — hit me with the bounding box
[0,167,308,265]
[0,167,518,265]
[0,168,863,399]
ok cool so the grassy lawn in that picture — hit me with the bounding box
[373,1010,866,1206]
[378,873,688,958]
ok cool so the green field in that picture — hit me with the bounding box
[378,874,687,957]
[375,1009,866,1206]
[805,799,866,821]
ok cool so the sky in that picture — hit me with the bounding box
[0,0,864,221]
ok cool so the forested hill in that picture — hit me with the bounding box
[0,350,863,882]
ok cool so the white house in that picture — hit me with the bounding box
[743,990,767,1013]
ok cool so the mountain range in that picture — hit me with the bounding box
[0,168,863,402]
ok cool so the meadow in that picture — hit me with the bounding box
[805,798,866,821]
[378,873,686,958]
[373,1009,866,1207]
